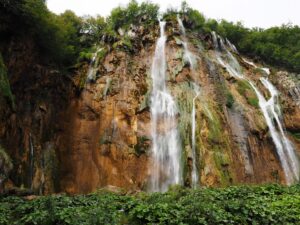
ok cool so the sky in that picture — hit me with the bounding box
[47,0,300,28]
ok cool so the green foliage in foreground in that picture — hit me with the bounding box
[1,184,300,225]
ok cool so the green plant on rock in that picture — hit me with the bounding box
[226,91,235,108]
[236,79,259,108]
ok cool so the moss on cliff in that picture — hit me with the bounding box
[236,79,259,108]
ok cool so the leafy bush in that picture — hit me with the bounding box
[106,0,159,32]
[1,184,300,224]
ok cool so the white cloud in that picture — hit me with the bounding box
[47,0,300,28]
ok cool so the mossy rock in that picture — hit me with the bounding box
[236,79,259,108]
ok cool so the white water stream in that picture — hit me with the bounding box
[212,32,300,184]
[149,21,182,192]
[177,16,199,187]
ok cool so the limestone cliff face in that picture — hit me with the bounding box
[1,19,300,194]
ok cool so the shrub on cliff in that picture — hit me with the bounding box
[106,0,159,32]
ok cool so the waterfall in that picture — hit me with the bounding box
[226,38,238,54]
[29,133,34,189]
[191,84,200,187]
[149,21,182,192]
[249,79,299,184]
[177,15,195,69]
[242,58,270,75]
[86,48,102,82]
[212,33,300,183]
[211,31,243,78]
[177,15,199,187]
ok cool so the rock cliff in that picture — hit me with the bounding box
[1,17,300,194]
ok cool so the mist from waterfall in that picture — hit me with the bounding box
[149,21,182,192]
[212,32,300,184]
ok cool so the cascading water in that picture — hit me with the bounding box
[226,38,238,53]
[149,21,182,192]
[177,16,195,69]
[249,78,300,184]
[29,133,34,189]
[191,83,200,187]
[86,48,102,82]
[211,31,243,78]
[177,15,199,187]
[242,58,270,75]
[212,32,300,183]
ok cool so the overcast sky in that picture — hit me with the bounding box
[47,0,300,28]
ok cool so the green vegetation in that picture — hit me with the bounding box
[290,132,300,141]
[236,80,259,108]
[107,0,159,31]
[1,0,299,73]
[216,21,300,73]
[177,1,300,73]
[0,145,13,185]
[226,91,235,108]
[1,184,300,224]
[0,0,84,66]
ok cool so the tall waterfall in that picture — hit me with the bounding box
[149,21,182,192]
[191,84,200,187]
[250,78,300,184]
[177,15,199,187]
[212,32,300,184]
